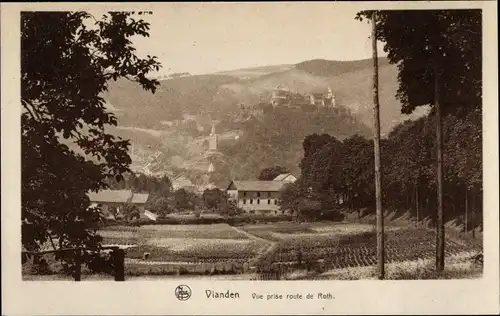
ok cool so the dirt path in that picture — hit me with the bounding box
[230,226,278,268]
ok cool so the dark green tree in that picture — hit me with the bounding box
[21,11,161,268]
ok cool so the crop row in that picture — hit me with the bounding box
[99,224,248,240]
[125,241,266,262]
[258,228,479,270]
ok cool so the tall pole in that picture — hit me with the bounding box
[434,62,445,272]
[465,187,468,234]
[416,184,419,226]
[372,11,385,279]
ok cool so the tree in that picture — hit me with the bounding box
[202,188,229,210]
[297,198,322,222]
[172,189,200,211]
[279,182,301,217]
[123,204,140,221]
[218,199,243,218]
[258,165,290,181]
[145,196,172,217]
[277,181,323,221]
[356,9,481,272]
[371,12,385,279]
[21,11,161,268]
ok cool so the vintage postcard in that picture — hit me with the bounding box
[2,1,499,315]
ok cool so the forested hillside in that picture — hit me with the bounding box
[100,57,429,187]
[210,105,371,186]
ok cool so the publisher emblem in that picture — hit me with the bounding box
[175,285,192,301]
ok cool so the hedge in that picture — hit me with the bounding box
[101,214,295,227]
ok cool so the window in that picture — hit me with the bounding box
[257,199,260,204]
[250,210,255,214]
[257,192,261,198]
[243,191,247,197]
[250,199,253,204]
[243,199,246,204]
[274,200,277,205]
[268,199,271,204]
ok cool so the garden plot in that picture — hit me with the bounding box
[100,223,247,240]
[241,223,482,276]
[98,224,268,272]
[269,227,481,270]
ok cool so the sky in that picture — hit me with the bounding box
[123,3,387,76]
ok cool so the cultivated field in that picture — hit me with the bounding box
[238,222,482,279]
[98,223,269,275]
[24,221,483,280]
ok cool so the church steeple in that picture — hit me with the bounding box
[208,120,218,151]
[210,121,216,136]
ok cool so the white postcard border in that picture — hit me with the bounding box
[1,2,498,315]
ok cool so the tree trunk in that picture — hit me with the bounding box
[74,249,81,282]
[416,184,419,226]
[434,62,445,272]
[114,249,125,281]
[372,12,385,280]
[471,190,475,238]
[465,187,468,234]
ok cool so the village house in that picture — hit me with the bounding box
[226,180,292,216]
[171,174,196,191]
[87,189,150,220]
[273,173,298,183]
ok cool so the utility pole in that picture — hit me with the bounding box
[372,11,385,279]
[434,61,445,272]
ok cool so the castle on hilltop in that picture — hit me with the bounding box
[270,85,336,108]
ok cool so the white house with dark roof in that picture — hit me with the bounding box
[226,180,290,215]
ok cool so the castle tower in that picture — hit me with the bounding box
[327,87,333,99]
[208,121,218,151]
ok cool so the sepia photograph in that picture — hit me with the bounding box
[2,1,499,315]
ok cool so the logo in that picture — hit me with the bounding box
[175,285,192,301]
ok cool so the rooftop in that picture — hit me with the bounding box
[88,189,132,204]
[227,180,287,192]
[131,193,150,204]
[273,173,295,181]
[88,190,150,204]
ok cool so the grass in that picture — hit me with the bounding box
[241,222,333,241]
[312,254,483,280]
[98,224,249,245]
[125,261,247,276]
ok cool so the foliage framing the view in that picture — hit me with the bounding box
[356,10,482,116]
[21,11,161,269]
